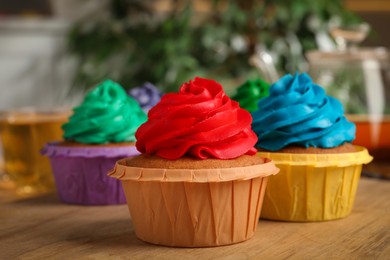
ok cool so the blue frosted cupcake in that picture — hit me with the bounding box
[252,73,372,221]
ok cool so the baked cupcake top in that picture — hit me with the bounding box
[63,79,147,144]
[128,82,163,113]
[135,77,258,160]
[232,78,270,112]
[252,73,355,151]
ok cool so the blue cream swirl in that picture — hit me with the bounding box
[251,73,356,151]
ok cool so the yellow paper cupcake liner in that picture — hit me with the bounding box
[258,146,372,167]
[257,145,373,221]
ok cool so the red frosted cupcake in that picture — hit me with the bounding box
[109,77,279,247]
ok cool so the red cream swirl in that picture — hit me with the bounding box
[135,77,258,160]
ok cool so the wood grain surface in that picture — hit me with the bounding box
[0,177,389,259]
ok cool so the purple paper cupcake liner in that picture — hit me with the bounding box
[42,142,140,205]
[42,142,139,158]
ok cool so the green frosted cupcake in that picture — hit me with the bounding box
[42,79,147,205]
[232,78,271,112]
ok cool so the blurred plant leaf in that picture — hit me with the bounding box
[67,0,364,93]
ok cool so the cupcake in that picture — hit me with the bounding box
[42,80,147,205]
[232,78,271,112]
[128,82,163,113]
[109,77,279,247]
[252,73,373,221]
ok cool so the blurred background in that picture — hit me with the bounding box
[0,0,389,107]
[0,0,389,186]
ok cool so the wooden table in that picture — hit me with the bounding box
[0,176,389,259]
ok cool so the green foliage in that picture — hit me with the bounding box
[67,0,362,92]
[259,0,362,72]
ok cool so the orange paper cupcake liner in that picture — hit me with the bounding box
[108,157,279,247]
[109,157,279,182]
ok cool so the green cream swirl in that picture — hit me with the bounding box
[63,80,147,144]
[232,78,271,112]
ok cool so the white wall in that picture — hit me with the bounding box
[0,18,76,110]
[0,0,109,110]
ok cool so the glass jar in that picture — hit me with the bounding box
[306,47,390,160]
[0,108,71,194]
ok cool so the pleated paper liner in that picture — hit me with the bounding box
[42,142,140,205]
[258,145,373,222]
[108,156,279,247]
